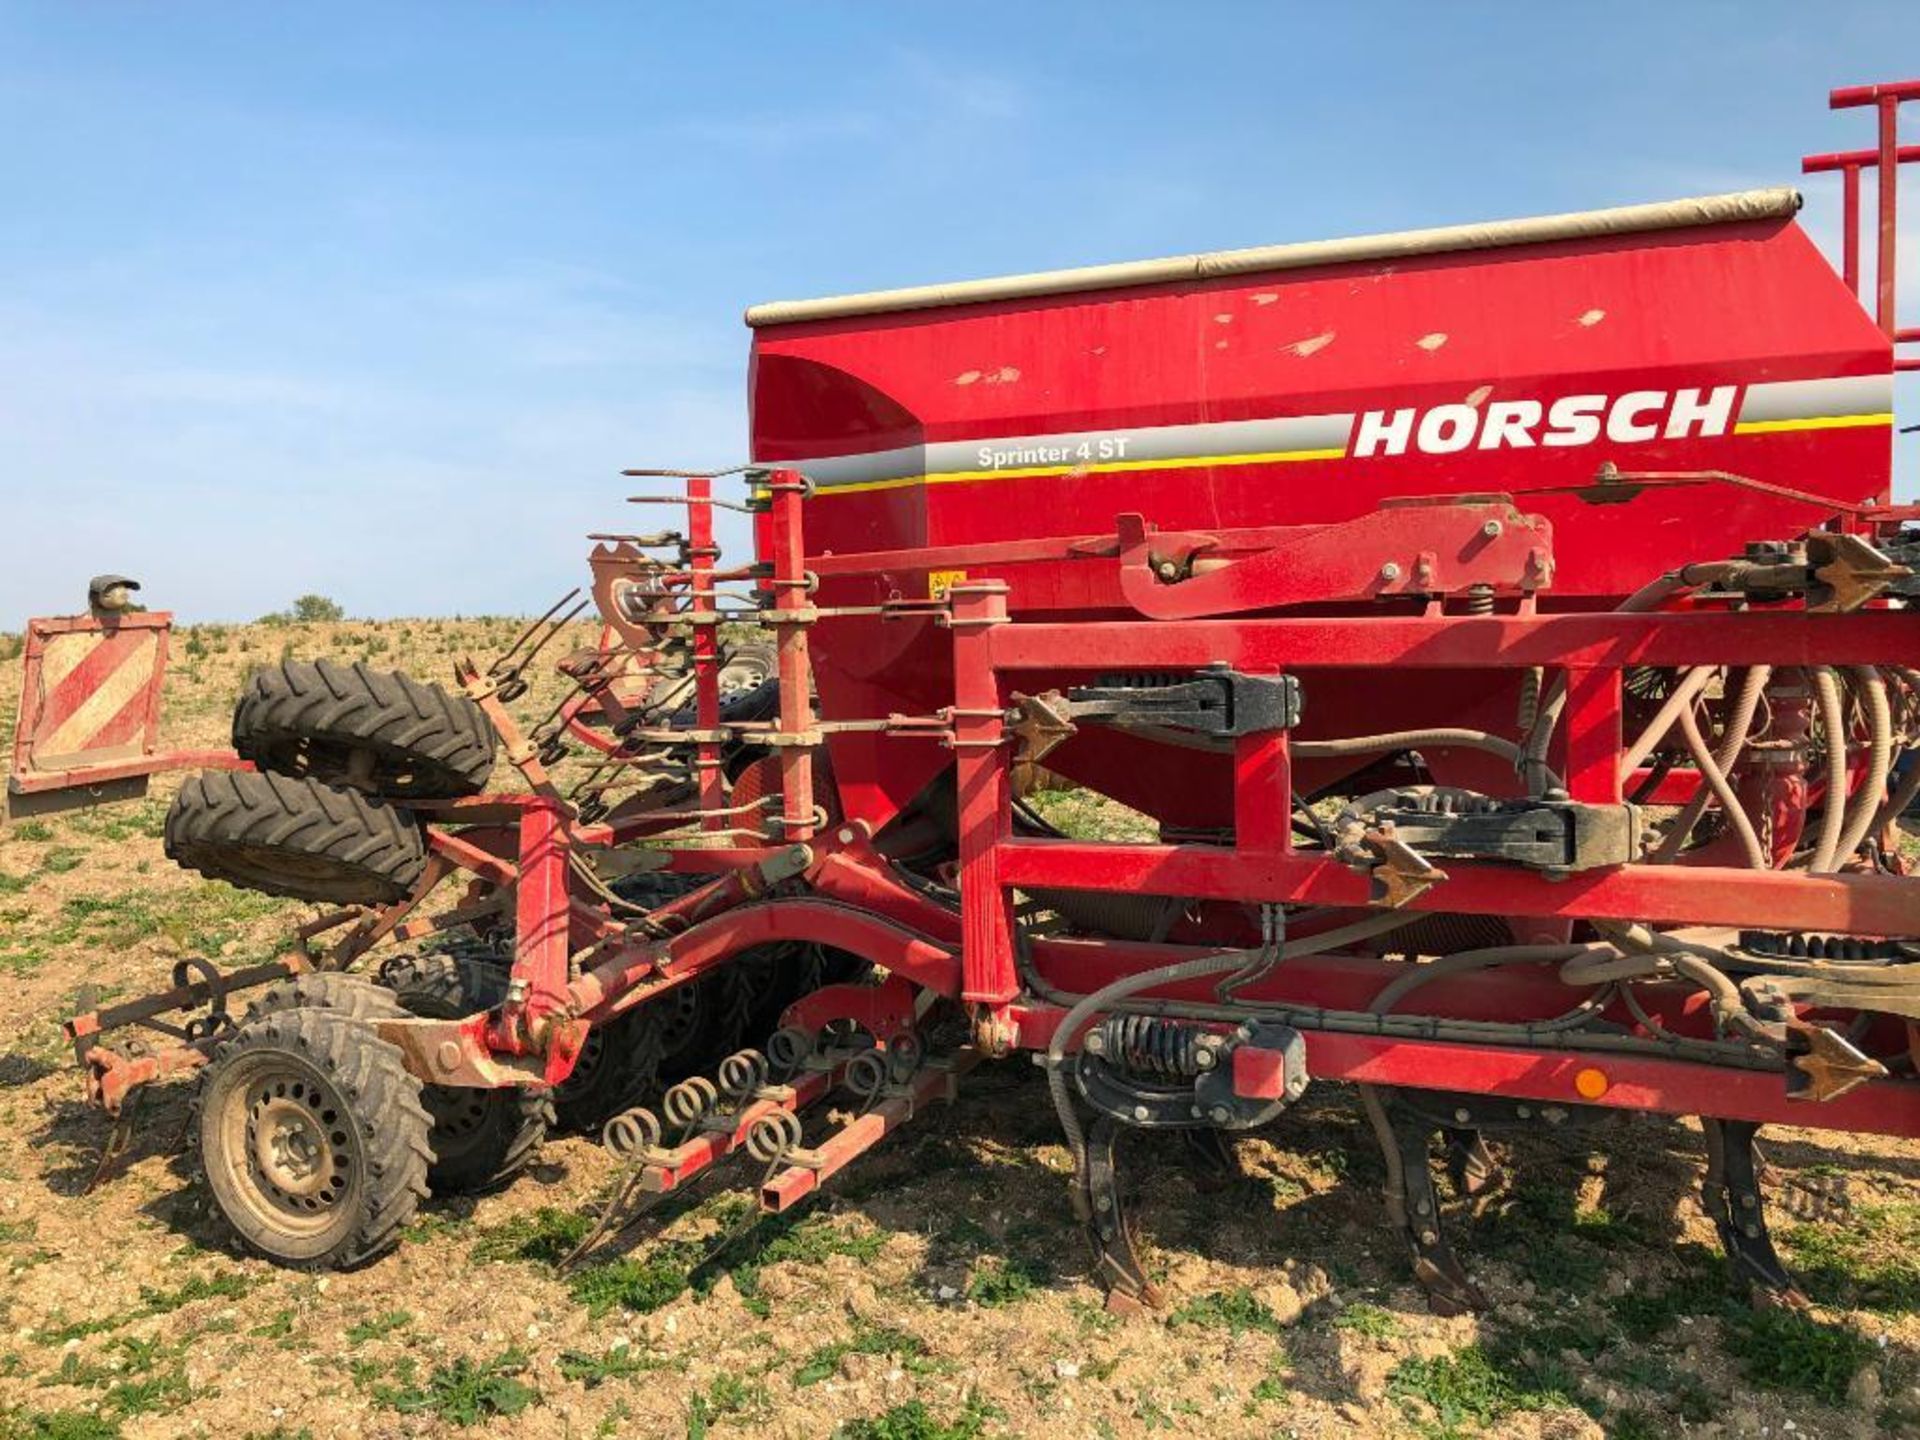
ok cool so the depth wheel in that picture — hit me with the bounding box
[234,657,498,799]
[379,951,551,1194]
[165,770,426,905]
[197,1007,431,1268]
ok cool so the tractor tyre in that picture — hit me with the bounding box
[213,970,407,1054]
[165,770,426,905]
[233,657,498,800]
[378,951,551,1195]
[552,1004,668,1135]
[196,1006,432,1269]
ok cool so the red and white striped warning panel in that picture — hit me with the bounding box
[9,613,172,794]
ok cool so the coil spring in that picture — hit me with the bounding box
[602,1106,662,1159]
[745,1109,804,1163]
[766,1026,813,1073]
[1461,584,1496,616]
[662,1075,718,1127]
[845,1048,891,1103]
[717,1049,770,1100]
[1092,1015,1204,1081]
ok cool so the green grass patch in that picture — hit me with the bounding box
[796,1320,925,1387]
[0,1410,122,1440]
[1784,1202,1920,1314]
[1168,1287,1284,1336]
[1720,1306,1875,1407]
[344,1310,412,1347]
[372,1349,540,1425]
[965,1255,1049,1308]
[1332,1301,1401,1339]
[833,1394,998,1440]
[1388,1343,1576,1438]
[556,1343,665,1387]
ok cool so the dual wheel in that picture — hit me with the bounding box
[198,965,551,1267]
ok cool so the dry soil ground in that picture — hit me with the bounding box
[0,618,1919,1440]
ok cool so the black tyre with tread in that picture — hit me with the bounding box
[196,1006,432,1269]
[166,770,426,904]
[234,657,497,799]
[239,970,408,1029]
[378,951,551,1194]
[553,1005,668,1135]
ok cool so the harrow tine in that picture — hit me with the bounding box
[82,1084,148,1195]
[1075,1114,1162,1314]
[1702,1118,1806,1305]
[1363,1086,1488,1316]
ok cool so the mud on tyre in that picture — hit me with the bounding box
[233,657,498,799]
[165,770,426,905]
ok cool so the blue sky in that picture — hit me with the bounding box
[2,3,1917,621]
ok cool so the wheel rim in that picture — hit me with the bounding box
[180,840,402,905]
[657,986,704,1062]
[422,1084,494,1150]
[218,1063,357,1242]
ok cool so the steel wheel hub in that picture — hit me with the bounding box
[244,1080,350,1215]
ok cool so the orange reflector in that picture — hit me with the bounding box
[1573,1067,1610,1100]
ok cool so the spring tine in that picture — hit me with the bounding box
[767,1026,813,1076]
[492,588,583,674]
[717,1049,771,1102]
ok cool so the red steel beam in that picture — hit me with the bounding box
[984,612,1917,674]
[995,839,1920,935]
[1303,1031,1920,1141]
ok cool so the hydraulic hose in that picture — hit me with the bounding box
[1650,665,1770,862]
[1674,693,1768,870]
[1617,666,1720,784]
[1809,667,1850,873]
[1292,728,1562,794]
[1043,910,1415,1172]
[1831,667,1893,866]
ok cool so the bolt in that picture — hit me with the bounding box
[1156,560,1179,581]
[1209,1106,1232,1125]
[435,1040,462,1074]
[1133,1105,1150,1122]
[1515,1105,1532,1120]
[837,827,856,844]
[1420,1229,1440,1246]
[1415,1197,1432,1215]
[1453,1107,1472,1124]
[1084,1032,1105,1054]
[1482,519,1504,538]
[1191,1104,1205,1119]
[1194,1048,1216,1070]
[1379,561,1402,582]
[1096,1195,1113,1213]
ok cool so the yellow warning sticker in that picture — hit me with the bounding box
[928,569,968,600]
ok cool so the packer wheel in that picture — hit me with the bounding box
[233,657,498,799]
[196,1006,431,1268]
[552,1004,668,1134]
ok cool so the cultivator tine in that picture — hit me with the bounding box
[1075,1115,1162,1313]
[1702,1119,1805,1305]
[1442,1127,1502,1200]
[1364,1088,1488,1316]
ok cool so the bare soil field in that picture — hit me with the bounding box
[1,618,1919,1439]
